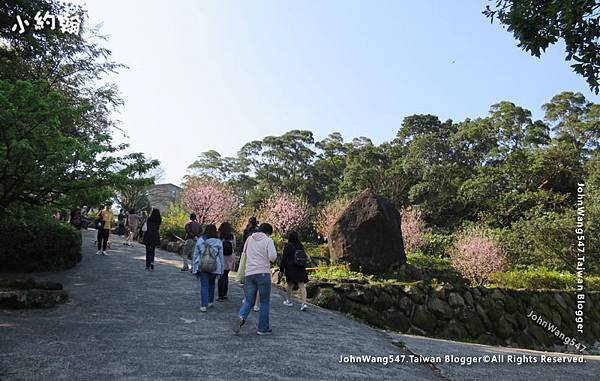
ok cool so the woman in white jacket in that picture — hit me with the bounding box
[233,223,277,335]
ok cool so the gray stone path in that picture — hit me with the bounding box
[0,230,438,380]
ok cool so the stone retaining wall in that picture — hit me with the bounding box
[307,280,599,353]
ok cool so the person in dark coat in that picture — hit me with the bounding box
[142,208,162,270]
[280,230,309,311]
[242,217,259,246]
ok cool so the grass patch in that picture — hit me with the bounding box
[489,267,600,291]
[406,252,451,271]
[310,253,600,292]
[312,264,367,281]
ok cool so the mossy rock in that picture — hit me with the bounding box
[463,311,485,338]
[333,283,355,293]
[478,333,503,346]
[397,296,414,315]
[550,310,562,327]
[402,283,426,304]
[557,303,572,323]
[345,300,383,327]
[371,289,394,312]
[382,310,410,332]
[463,291,474,307]
[516,313,530,330]
[313,288,343,310]
[490,289,504,300]
[494,318,514,340]
[448,292,465,308]
[553,293,569,311]
[345,286,374,305]
[305,281,321,299]
[527,326,553,347]
[412,305,437,333]
[509,331,536,349]
[475,303,493,331]
[381,284,404,299]
[504,313,518,329]
[440,320,468,340]
[486,303,504,322]
[502,295,518,314]
[427,297,454,320]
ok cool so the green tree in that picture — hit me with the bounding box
[543,91,600,155]
[484,0,600,93]
[0,0,158,218]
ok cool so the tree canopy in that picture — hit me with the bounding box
[0,0,158,218]
[484,0,600,94]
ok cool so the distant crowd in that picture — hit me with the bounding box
[79,204,310,336]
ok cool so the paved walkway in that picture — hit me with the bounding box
[387,333,600,381]
[0,230,437,380]
[1,230,599,380]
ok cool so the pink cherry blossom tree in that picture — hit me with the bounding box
[400,207,426,252]
[259,192,309,234]
[314,197,350,238]
[449,228,505,286]
[181,178,237,225]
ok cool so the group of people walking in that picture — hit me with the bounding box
[180,214,310,335]
[93,203,146,256]
[85,204,311,336]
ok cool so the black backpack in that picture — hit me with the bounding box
[222,239,233,256]
[293,248,308,267]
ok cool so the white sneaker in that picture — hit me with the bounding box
[101,251,108,256]
[96,250,101,255]
[300,303,308,311]
[253,305,260,312]
[200,306,207,312]
[283,299,293,307]
[208,303,214,308]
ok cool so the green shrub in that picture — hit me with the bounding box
[420,232,453,257]
[160,203,188,240]
[407,252,451,271]
[499,211,576,272]
[0,217,82,272]
[489,267,600,291]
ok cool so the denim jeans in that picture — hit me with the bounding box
[199,272,217,306]
[239,273,271,332]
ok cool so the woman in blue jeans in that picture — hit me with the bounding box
[233,223,277,335]
[192,224,223,312]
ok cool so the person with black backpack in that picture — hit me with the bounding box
[280,230,309,311]
[192,224,223,312]
[217,222,236,300]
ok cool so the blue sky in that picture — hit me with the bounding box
[76,0,598,185]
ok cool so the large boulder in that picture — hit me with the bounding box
[329,189,406,274]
